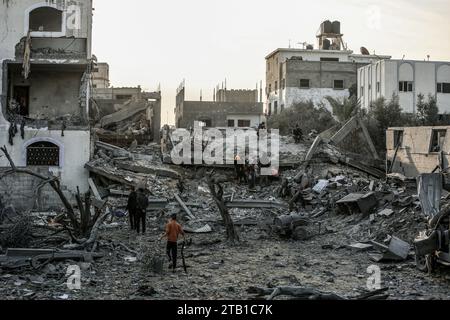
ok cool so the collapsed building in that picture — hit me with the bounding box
[0,0,94,210]
[90,62,161,146]
[175,81,265,129]
[265,20,391,114]
[387,126,450,177]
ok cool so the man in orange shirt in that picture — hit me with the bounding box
[161,213,185,272]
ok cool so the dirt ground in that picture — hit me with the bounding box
[1,205,450,300]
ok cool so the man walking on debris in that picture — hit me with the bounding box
[161,213,185,273]
[134,183,149,234]
[293,124,303,143]
[127,186,138,231]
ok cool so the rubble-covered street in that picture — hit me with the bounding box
[2,134,450,300]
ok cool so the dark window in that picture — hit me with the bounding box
[29,7,63,32]
[299,79,310,88]
[360,86,364,96]
[399,81,413,92]
[274,101,278,115]
[115,95,133,100]
[228,120,235,127]
[376,82,380,93]
[27,141,60,166]
[268,103,271,116]
[430,130,447,152]
[438,83,450,94]
[275,81,278,94]
[93,68,99,73]
[238,120,251,128]
[12,86,30,116]
[334,80,344,90]
[199,119,212,127]
[269,84,272,93]
[320,57,339,62]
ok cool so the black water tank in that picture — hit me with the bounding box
[332,20,341,34]
[322,20,333,34]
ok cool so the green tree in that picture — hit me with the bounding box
[267,100,336,135]
[326,96,360,123]
[416,94,439,126]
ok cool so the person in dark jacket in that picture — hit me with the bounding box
[135,184,149,234]
[127,186,137,231]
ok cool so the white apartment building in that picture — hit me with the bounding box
[358,60,450,114]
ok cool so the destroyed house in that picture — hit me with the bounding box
[0,0,94,210]
[175,83,265,129]
[387,126,450,177]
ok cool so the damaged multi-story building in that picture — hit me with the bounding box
[175,81,265,129]
[265,20,391,115]
[358,60,450,114]
[91,63,162,144]
[0,0,94,210]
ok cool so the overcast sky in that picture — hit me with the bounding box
[92,0,450,125]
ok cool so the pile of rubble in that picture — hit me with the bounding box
[1,128,450,300]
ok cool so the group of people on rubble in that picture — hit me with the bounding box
[126,182,186,273]
[234,152,272,190]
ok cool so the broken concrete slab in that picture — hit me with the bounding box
[225,200,288,209]
[378,208,394,217]
[347,243,374,252]
[313,180,329,193]
[174,193,196,220]
[184,224,213,234]
[116,161,181,180]
[417,173,442,218]
[336,192,378,215]
[371,236,410,261]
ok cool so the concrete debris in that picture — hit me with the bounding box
[1,126,450,300]
[336,192,378,215]
[371,236,411,262]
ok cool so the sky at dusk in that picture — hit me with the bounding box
[91,0,450,125]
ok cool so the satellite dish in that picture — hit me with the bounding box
[360,47,370,55]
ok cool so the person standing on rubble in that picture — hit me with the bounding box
[134,183,149,235]
[160,213,185,273]
[293,124,303,143]
[127,186,137,231]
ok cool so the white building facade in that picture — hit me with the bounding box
[0,0,93,209]
[358,60,450,114]
[265,48,391,115]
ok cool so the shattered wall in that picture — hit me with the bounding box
[387,126,450,177]
[0,129,91,196]
[8,68,84,119]
[0,167,69,211]
[0,0,93,210]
